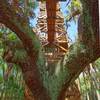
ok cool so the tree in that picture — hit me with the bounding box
[77,61,100,100]
[0,0,99,100]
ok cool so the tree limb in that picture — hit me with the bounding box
[58,0,100,99]
[0,0,50,99]
[0,0,99,100]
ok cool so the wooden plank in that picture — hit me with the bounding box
[46,0,57,43]
[54,43,68,52]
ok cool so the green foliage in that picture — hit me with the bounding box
[19,0,38,19]
[19,0,38,9]
[29,1,38,9]
[80,0,95,46]
[78,59,100,99]
[37,49,69,100]
[0,59,25,100]
[42,64,69,100]
[7,33,17,41]
[65,0,82,22]
[0,25,28,61]
[0,25,18,42]
[36,47,68,99]
[0,25,25,99]
[93,58,100,71]
[14,49,27,61]
[64,42,87,66]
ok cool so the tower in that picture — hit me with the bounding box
[36,1,68,63]
[36,2,81,99]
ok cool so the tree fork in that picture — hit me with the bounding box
[0,0,99,100]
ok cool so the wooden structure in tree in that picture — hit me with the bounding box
[36,1,68,63]
[36,1,81,100]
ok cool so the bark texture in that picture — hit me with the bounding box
[57,0,100,99]
[0,0,50,100]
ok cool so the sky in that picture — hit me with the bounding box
[60,2,78,42]
[30,1,78,42]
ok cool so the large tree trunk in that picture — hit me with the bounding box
[0,0,99,100]
[0,0,51,100]
[57,0,99,99]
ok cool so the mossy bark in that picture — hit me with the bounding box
[0,0,51,100]
[57,0,99,99]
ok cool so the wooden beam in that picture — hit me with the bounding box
[54,43,68,52]
[46,0,57,43]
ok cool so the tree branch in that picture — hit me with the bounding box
[57,0,100,99]
[0,0,50,99]
[0,0,99,100]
